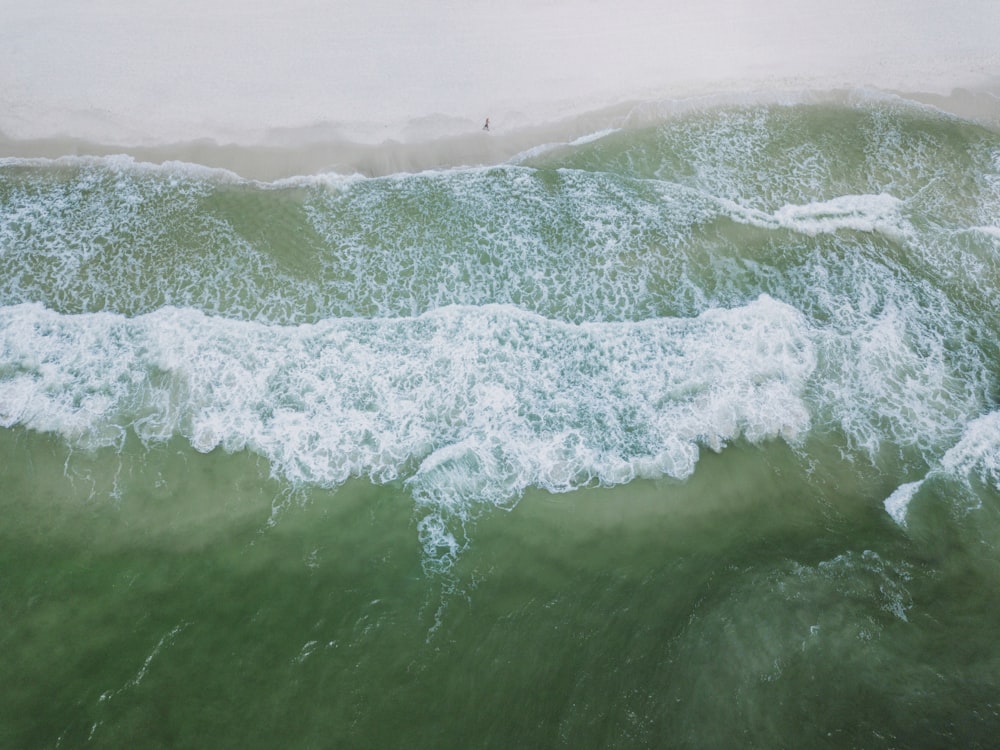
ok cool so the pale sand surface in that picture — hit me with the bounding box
[2,0,999,176]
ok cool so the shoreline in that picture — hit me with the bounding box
[3,0,999,177]
[2,86,1000,181]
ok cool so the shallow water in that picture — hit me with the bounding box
[2,99,1000,748]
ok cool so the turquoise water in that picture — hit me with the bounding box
[2,100,1000,747]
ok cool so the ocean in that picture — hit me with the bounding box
[2,97,999,748]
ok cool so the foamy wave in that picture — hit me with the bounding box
[883,411,1000,527]
[725,193,911,240]
[970,226,1000,240]
[511,128,621,162]
[940,411,1000,490]
[0,153,249,184]
[0,295,814,568]
[883,482,922,527]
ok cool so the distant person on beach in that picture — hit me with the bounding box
[483,117,490,132]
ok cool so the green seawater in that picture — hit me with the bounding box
[2,101,1000,748]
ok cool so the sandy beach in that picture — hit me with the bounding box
[2,0,999,173]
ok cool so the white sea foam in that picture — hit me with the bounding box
[509,128,621,162]
[970,226,1000,239]
[1,157,988,488]
[883,411,1000,526]
[724,193,911,240]
[0,157,717,323]
[0,295,815,568]
[883,481,922,527]
[940,411,1000,491]
[0,153,248,185]
[0,131,986,338]
[2,106,996,503]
